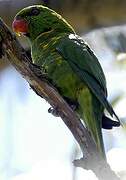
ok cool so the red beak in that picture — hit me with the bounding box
[12,18,28,35]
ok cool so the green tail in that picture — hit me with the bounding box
[77,87,105,158]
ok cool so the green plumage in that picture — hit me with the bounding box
[14,5,120,158]
[31,32,105,156]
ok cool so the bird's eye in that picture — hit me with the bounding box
[30,8,40,16]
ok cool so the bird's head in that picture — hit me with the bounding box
[12,5,74,42]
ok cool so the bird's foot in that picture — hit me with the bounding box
[48,99,78,117]
[48,107,60,117]
[29,63,48,79]
[29,63,42,76]
[63,96,79,111]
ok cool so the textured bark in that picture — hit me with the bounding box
[0,18,120,180]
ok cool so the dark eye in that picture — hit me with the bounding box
[30,8,40,16]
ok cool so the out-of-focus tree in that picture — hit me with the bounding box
[43,0,126,32]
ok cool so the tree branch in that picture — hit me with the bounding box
[0,18,120,180]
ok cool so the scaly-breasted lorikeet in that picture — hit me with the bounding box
[12,5,120,158]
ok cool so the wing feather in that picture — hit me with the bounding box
[56,34,120,123]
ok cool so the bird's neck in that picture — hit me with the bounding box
[33,29,58,44]
[31,30,70,53]
[29,25,74,44]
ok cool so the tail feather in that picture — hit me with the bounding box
[78,87,106,159]
[103,99,121,125]
[102,115,120,129]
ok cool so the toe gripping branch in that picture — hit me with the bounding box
[48,97,79,117]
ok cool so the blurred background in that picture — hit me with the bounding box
[1,0,126,179]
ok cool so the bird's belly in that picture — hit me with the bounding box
[32,49,85,100]
[46,58,83,100]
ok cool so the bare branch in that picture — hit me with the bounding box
[0,18,120,180]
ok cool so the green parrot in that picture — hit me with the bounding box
[12,5,120,158]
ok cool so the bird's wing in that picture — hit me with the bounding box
[56,34,120,122]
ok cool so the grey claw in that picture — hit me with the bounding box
[48,107,60,117]
[70,104,77,111]
[29,63,42,77]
